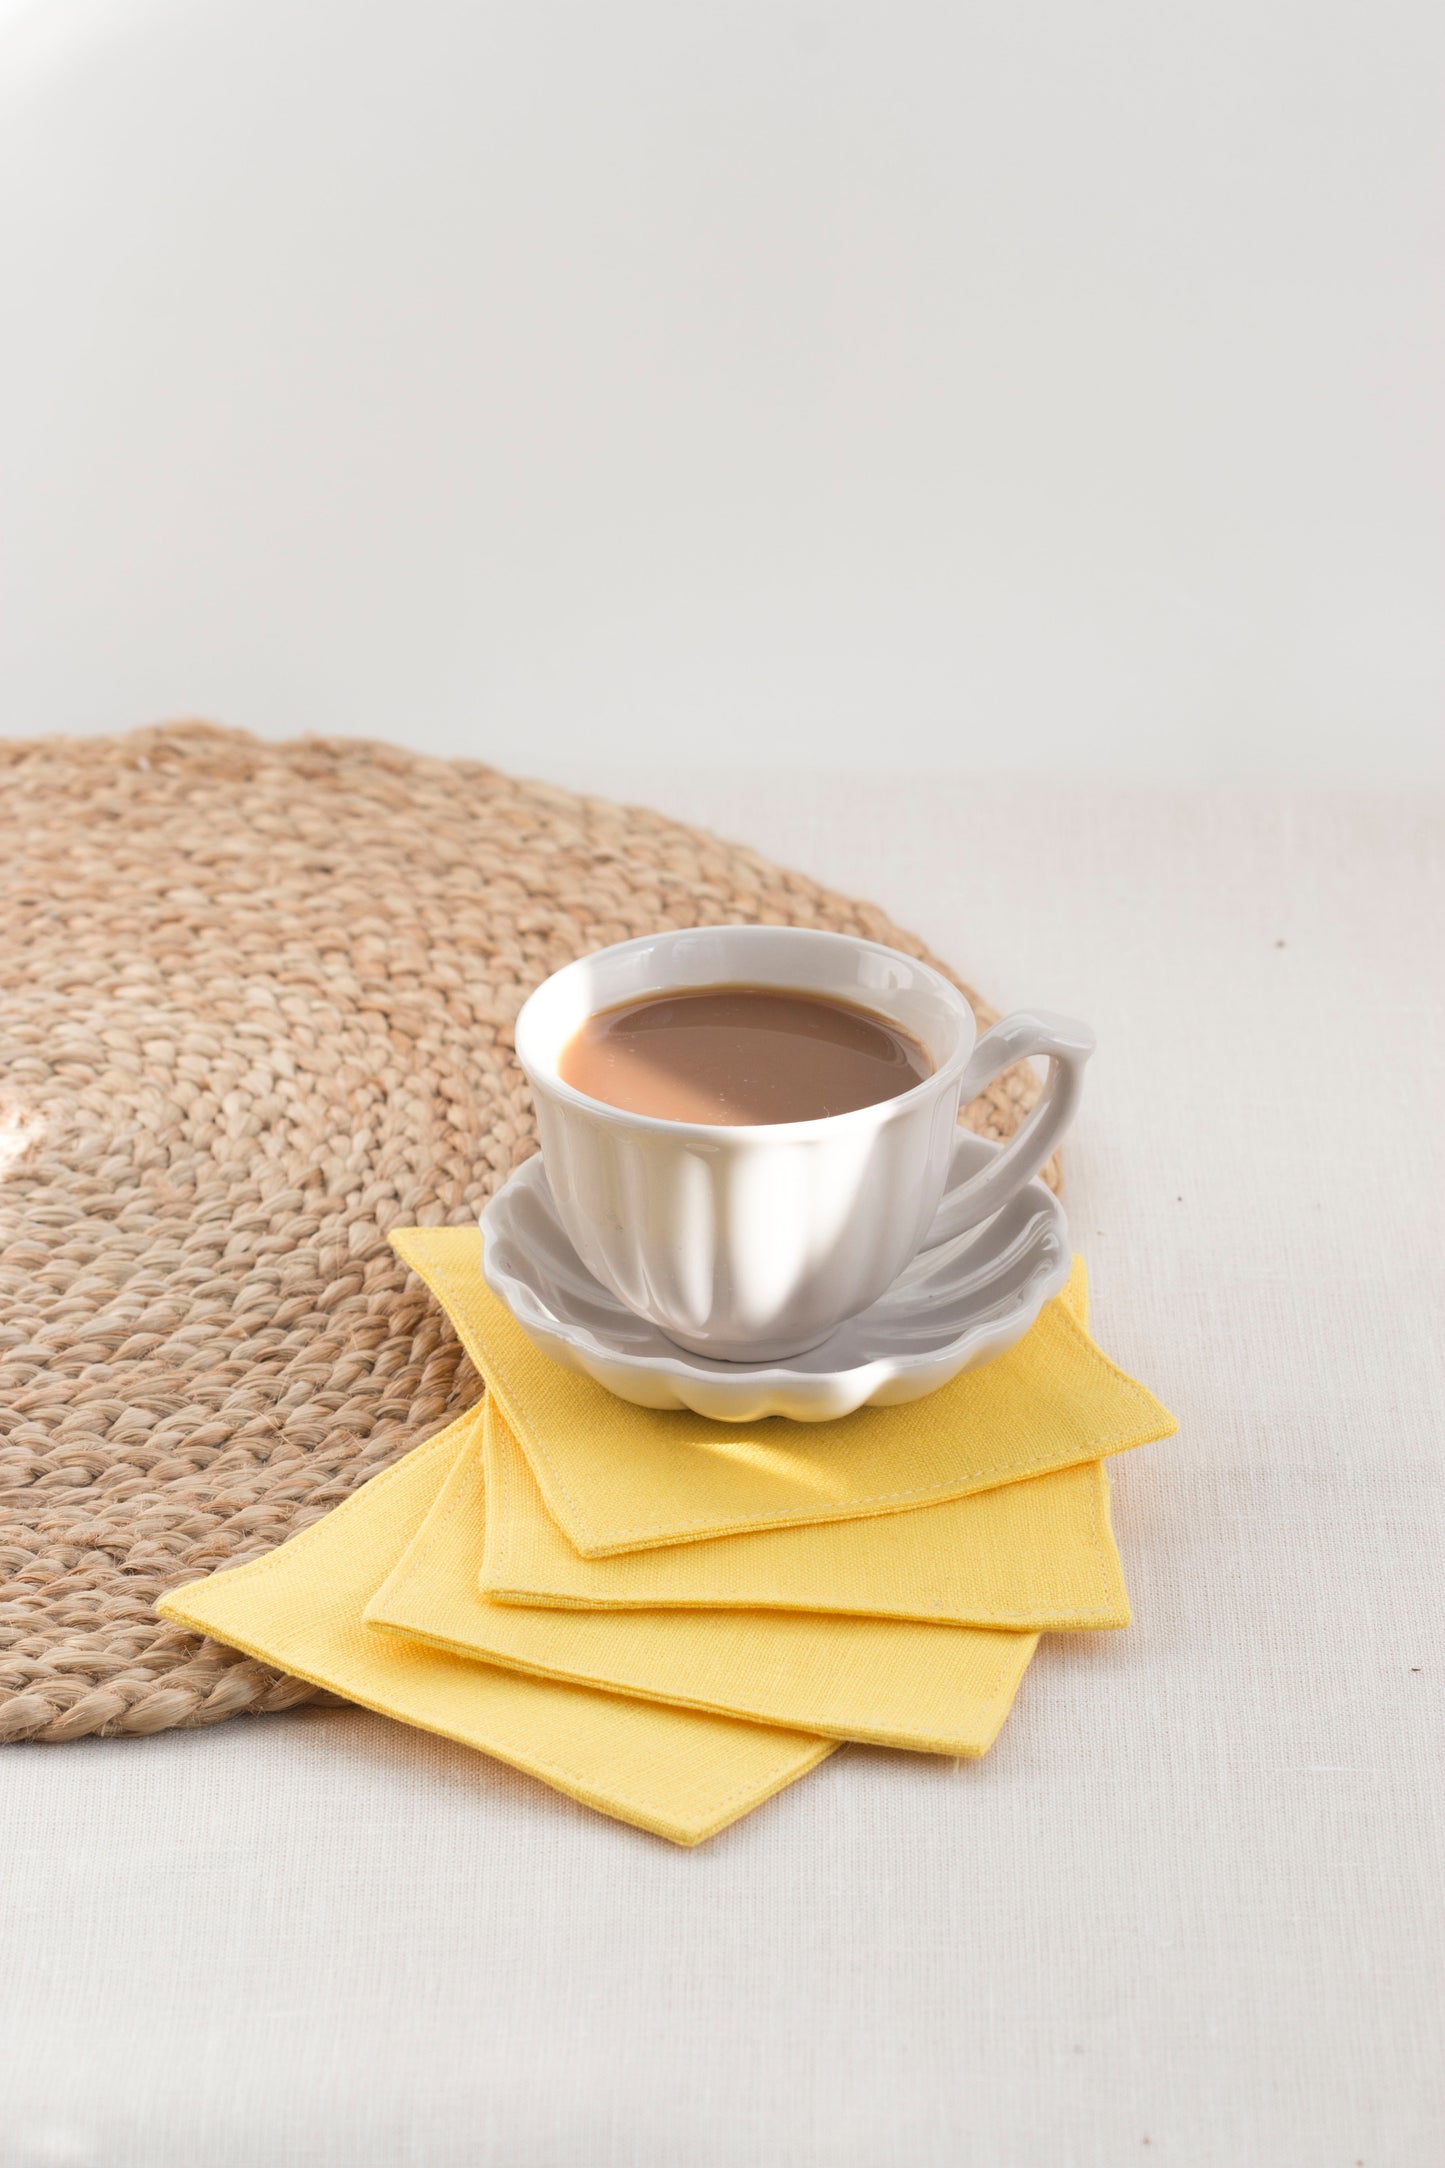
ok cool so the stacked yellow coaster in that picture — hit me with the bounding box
[160,1232,1175,1845]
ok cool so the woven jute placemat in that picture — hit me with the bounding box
[0,724,1053,1743]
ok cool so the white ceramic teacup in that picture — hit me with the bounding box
[513,925,1092,1362]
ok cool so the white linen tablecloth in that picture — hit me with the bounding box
[3,775,1441,2168]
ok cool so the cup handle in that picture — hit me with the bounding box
[928,1010,1095,1243]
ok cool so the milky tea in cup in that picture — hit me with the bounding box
[558,985,933,1126]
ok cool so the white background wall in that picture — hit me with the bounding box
[1,0,1441,784]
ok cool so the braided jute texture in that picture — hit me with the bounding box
[0,724,1053,1744]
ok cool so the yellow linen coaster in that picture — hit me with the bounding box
[478,1261,1129,1627]
[157,1415,834,1847]
[363,1423,1039,1755]
[481,1399,1128,1627]
[390,1231,1177,1557]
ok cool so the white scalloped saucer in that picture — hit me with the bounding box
[479,1131,1071,1422]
